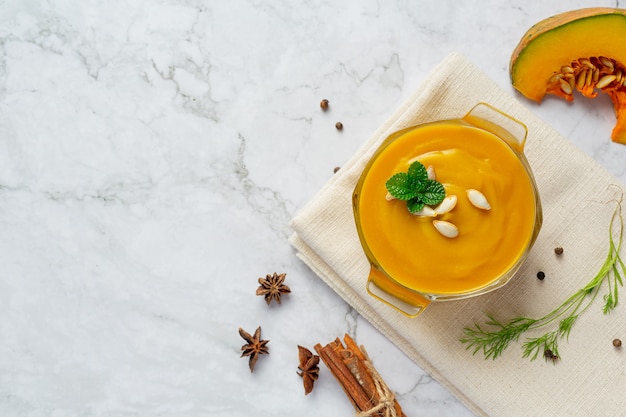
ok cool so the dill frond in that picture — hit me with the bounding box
[461,200,625,362]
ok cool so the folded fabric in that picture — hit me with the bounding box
[289,53,626,417]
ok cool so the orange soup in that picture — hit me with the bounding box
[355,120,537,295]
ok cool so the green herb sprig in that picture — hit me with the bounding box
[385,161,445,214]
[460,199,625,362]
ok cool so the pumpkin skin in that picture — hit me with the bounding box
[510,8,626,144]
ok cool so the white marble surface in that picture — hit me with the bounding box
[2,1,626,416]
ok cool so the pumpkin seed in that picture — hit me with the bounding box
[467,189,491,210]
[432,220,459,238]
[434,195,457,215]
[580,58,594,69]
[600,56,614,72]
[413,206,436,217]
[559,80,572,94]
[549,73,563,84]
[586,68,593,86]
[426,165,436,180]
[597,74,616,89]
[561,65,574,74]
[576,70,587,89]
[385,192,395,201]
[559,79,572,94]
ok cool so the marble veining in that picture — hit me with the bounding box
[2,1,626,416]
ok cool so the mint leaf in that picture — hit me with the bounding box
[420,180,446,205]
[385,161,447,214]
[408,161,428,184]
[407,198,425,214]
[386,173,418,200]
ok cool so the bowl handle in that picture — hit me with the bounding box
[463,103,528,152]
[366,266,432,317]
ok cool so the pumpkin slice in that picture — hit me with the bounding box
[510,8,626,144]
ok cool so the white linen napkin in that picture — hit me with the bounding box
[290,53,626,417]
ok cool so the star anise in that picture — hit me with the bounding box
[256,272,291,305]
[297,345,320,395]
[239,326,269,373]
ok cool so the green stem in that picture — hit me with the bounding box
[461,199,625,362]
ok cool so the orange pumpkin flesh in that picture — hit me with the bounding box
[510,8,626,144]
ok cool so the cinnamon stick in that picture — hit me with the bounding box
[314,342,375,411]
[343,334,366,361]
[341,334,379,402]
[338,348,379,403]
[357,345,407,417]
[315,335,407,417]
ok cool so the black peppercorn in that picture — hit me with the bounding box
[537,271,546,280]
[554,247,564,255]
[544,349,553,359]
[333,166,340,174]
[613,338,622,348]
[320,99,329,110]
[335,122,343,130]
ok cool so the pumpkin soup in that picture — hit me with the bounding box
[354,120,538,296]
